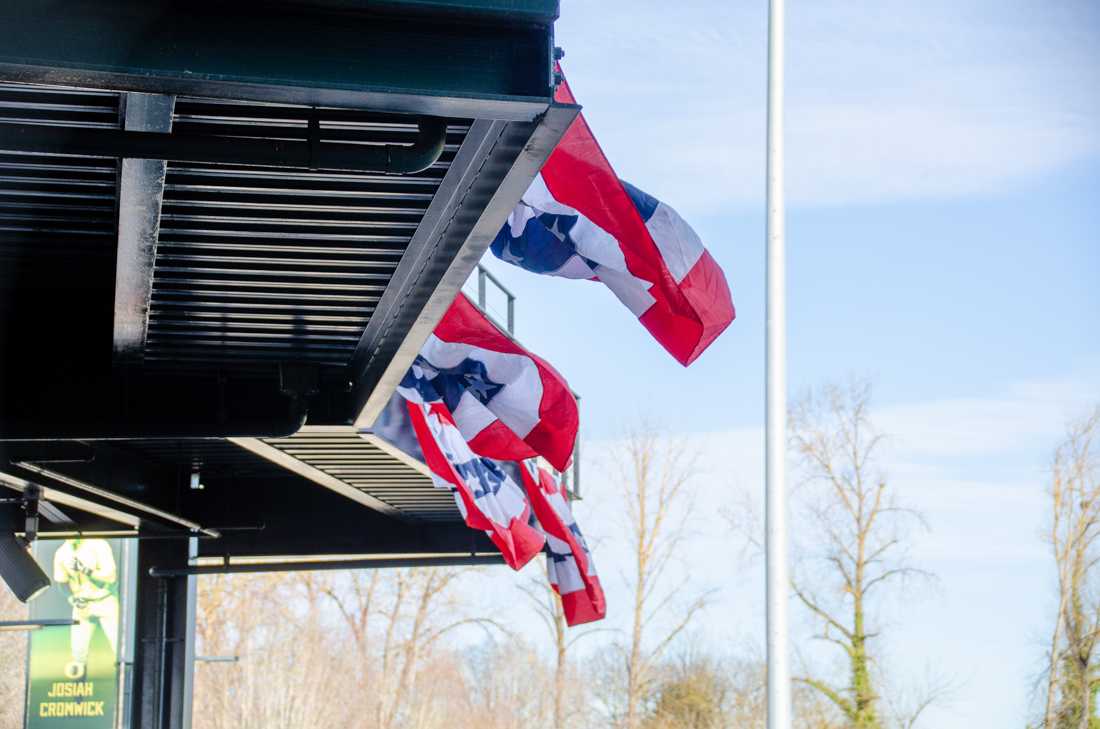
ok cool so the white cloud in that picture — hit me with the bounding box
[556,1,1100,213]
[876,374,1098,460]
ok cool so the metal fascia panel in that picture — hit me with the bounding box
[350,103,579,429]
[0,0,553,121]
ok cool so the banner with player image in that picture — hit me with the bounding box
[25,538,125,727]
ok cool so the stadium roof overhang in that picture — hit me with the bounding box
[0,0,576,564]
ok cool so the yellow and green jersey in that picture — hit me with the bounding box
[52,539,116,601]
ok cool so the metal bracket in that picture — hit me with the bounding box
[114,92,176,360]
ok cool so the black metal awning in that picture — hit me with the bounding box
[0,0,576,563]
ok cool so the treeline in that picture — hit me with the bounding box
[3,385,1098,728]
[189,569,837,729]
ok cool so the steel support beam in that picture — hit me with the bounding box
[114,93,175,359]
[184,459,494,559]
[0,370,307,440]
[150,553,500,578]
[0,619,78,631]
[337,0,559,23]
[12,462,220,537]
[1,440,222,537]
[350,104,579,428]
[0,116,448,174]
[0,469,142,530]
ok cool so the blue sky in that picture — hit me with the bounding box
[469,2,1100,727]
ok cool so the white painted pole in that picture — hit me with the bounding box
[765,0,791,728]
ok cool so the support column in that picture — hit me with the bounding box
[129,538,194,729]
[112,93,174,360]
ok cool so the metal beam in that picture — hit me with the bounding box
[183,459,493,559]
[11,462,220,537]
[0,619,78,632]
[0,469,141,529]
[227,435,408,520]
[0,370,307,440]
[344,0,559,23]
[149,553,501,577]
[0,116,448,173]
[0,0,554,121]
[114,93,175,359]
[350,103,579,428]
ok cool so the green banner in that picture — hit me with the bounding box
[26,538,125,728]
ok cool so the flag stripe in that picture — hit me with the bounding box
[425,293,578,470]
[403,394,543,571]
[520,463,606,626]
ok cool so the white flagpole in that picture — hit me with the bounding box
[765,0,791,727]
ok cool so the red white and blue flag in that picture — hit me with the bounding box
[411,292,578,472]
[372,329,605,622]
[490,72,735,366]
[520,462,606,626]
[398,363,545,570]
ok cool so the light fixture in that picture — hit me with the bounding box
[0,532,50,603]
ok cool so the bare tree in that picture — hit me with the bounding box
[191,566,494,729]
[881,668,955,729]
[301,570,380,728]
[605,428,710,729]
[637,646,843,729]
[516,556,609,728]
[379,568,452,729]
[192,572,359,729]
[789,380,931,729]
[0,584,28,729]
[641,650,731,729]
[457,636,554,729]
[371,567,507,729]
[321,569,379,662]
[1042,406,1100,729]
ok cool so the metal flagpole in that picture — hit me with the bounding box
[765,0,791,727]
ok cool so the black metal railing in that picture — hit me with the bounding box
[469,265,581,499]
[475,264,515,334]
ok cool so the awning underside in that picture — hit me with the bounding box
[0,0,573,561]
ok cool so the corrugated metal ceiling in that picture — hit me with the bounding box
[115,432,458,524]
[0,84,119,325]
[0,83,473,373]
[0,82,464,523]
[148,98,470,367]
[261,428,456,522]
